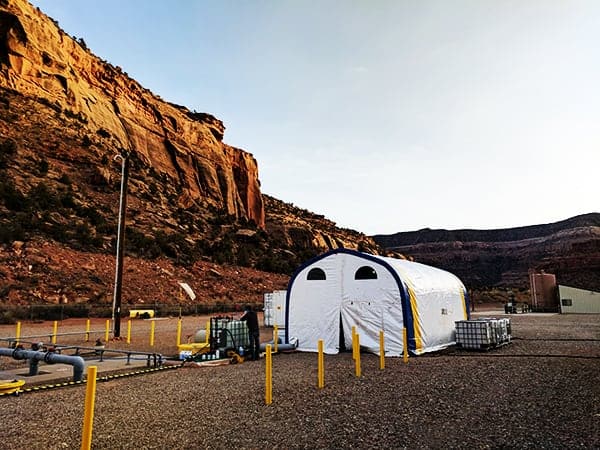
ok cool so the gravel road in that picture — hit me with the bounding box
[0,312,598,449]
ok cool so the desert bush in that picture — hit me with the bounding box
[58,173,72,185]
[0,138,17,169]
[64,109,88,124]
[59,190,76,208]
[28,182,59,209]
[96,128,110,138]
[82,135,92,147]
[74,221,93,242]
[36,158,49,176]
[0,179,27,211]
[0,222,26,243]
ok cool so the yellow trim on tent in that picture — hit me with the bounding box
[406,283,423,354]
[459,288,468,320]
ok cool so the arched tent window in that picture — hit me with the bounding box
[355,266,377,280]
[307,267,326,280]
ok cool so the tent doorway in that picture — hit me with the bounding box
[338,312,346,352]
[340,300,384,353]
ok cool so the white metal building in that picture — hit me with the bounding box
[558,285,600,314]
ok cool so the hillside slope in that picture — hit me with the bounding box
[374,213,600,293]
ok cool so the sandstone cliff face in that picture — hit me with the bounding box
[0,0,264,227]
[374,214,600,293]
[0,0,386,308]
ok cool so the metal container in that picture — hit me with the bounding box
[455,318,511,350]
[529,270,559,312]
[263,290,287,327]
[225,320,249,349]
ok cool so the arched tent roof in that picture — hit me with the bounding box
[285,248,469,356]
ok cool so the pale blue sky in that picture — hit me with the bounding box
[31,1,599,234]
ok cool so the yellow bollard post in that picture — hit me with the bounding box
[150,320,155,347]
[176,318,182,347]
[273,325,278,353]
[81,366,98,450]
[317,339,324,388]
[205,321,210,345]
[52,320,58,344]
[355,334,361,377]
[379,330,385,370]
[15,321,21,346]
[352,326,357,360]
[265,344,272,405]
[85,319,91,342]
[104,319,109,342]
[403,327,409,364]
[127,319,131,345]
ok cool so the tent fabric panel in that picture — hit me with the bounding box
[339,255,403,355]
[287,253,342,354]
[379,256,468,354]
[404,281,423,354]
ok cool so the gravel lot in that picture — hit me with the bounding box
[0,312,598,449]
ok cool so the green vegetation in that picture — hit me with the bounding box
[0,180,108,248]
[0,136,323,276]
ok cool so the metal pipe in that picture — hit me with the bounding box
[0,347,85,382]
[29,358,39,376]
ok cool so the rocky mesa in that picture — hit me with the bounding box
[0,0,263,226]
[374,213,600,298]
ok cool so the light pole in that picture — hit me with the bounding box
[111,150,130,338]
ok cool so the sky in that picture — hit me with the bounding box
[30,0,599,235]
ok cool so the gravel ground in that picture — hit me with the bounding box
[0,312,599,449]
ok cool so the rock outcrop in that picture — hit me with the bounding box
[0,0,264,227]
[264,194,380,255]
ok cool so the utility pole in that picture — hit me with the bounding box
[111,151,130,338]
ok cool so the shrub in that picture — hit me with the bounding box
[0,180,27,211]
[0,222,26,243]
[82,135,92,147]
[58,173,72,185]
[28,182,58,209]
[96,128,110,138]
[0,138,17,169]
[74,222,92,241]
[36,158,49,176]
[60,190,76,208]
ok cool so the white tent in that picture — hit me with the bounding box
[285,249,469,356]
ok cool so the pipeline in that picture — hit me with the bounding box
[260,338,298,353]
[0,347,85,382]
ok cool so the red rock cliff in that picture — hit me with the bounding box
[0,0,264,227]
